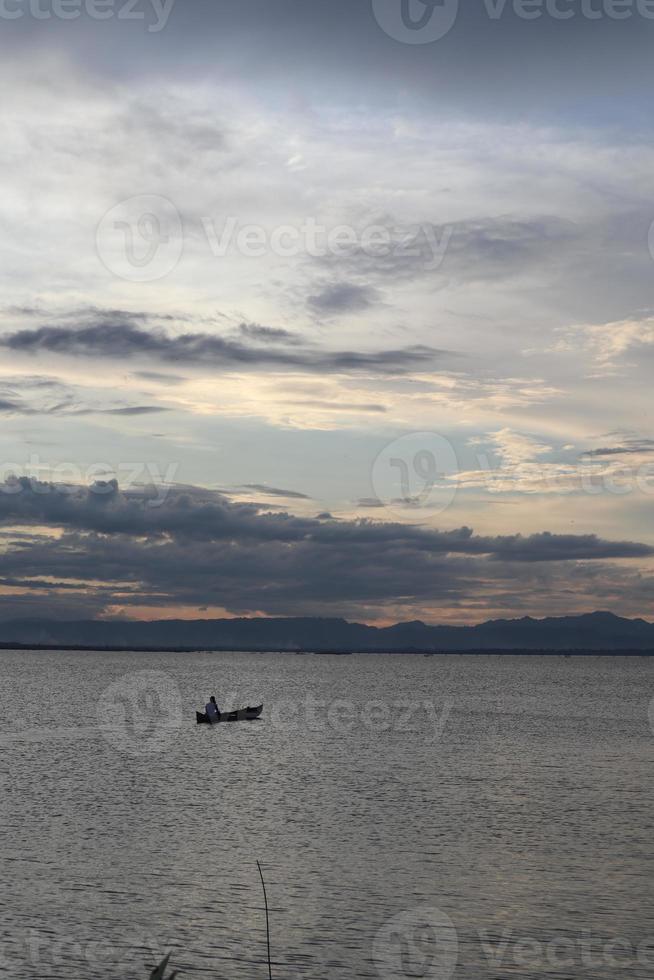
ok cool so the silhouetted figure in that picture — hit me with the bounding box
[205,695,221,722]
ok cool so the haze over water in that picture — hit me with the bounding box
[1,649,652,979]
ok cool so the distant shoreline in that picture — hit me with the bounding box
[1,642,652,656]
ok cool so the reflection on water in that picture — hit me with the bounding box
[0,650,652,979]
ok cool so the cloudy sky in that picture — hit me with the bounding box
[1,0,654,624]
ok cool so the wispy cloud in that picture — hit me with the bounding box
[239,484,311,500]
[2,319,445,376]
[553,316,654,374]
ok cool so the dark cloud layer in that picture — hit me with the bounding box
[582,438,654,458]
[0,479,651,620]
[307,282,380,314]
[2,321,443,375]
[240,483,311,500]
[1,479,650,559]
[2,0,652,123]
[0,396,166,417]
[314,215,582,289]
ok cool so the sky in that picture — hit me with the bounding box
[1,0,654,624]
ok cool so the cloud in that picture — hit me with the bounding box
[0,386,169,418]
[238,324,297,343]
[288,400,386,413]
[581,437,654,458]
[455,428,654,497]
[0,398,25,413]
[307,282,380,314]
[134,370,187,384]
[91,406,169,416]
[0,479,650,621]
[553,317,654,374]
[4,0,650,125]
[0,478,651,558]
[240,484,311,500]
[2,320,445,376]
[313,216,579,289]
[482,428,553,467]
[438,215,579,283]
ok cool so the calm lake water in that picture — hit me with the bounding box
[0,650,653,980]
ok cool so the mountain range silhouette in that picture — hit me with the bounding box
[2,611,653,652]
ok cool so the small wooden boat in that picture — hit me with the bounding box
[196,704,263,724]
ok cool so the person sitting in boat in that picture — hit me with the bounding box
[205,695,221,722]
